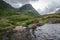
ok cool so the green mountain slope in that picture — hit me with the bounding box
[0,0,40,31]
[0,0,13,9]
[0,0,41,39]
[0,0,17,16]
[18,4,40,16]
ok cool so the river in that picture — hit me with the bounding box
[2,24,60,40]
[35,24,60,40]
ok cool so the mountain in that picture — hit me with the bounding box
[0,0,40,17]
[19,4,34,11]
[18,4,40,16]
[0,0,13,9]
[0,0,17,16]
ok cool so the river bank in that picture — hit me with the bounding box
[1,24,60,40]
[0,22,42,40]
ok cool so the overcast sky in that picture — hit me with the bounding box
[4,0,60,15]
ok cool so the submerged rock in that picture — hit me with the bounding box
[8,26,34,40]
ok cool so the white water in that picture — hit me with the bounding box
[2,24,60,40]
[35,24,60,40]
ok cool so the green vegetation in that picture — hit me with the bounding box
[0,7,40,39]
[0,1,41,38]
[0,9,60,30]
[42,13,60,23]
[0,0,40,31]
[0,0,60,39]
[0,11,40,30]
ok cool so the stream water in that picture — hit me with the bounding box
[2,24,60,40]
[35,24,60,40]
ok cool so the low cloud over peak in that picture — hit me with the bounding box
[4,0,60,15]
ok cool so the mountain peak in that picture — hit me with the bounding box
[17,4,40,16]
[23,4,32,7]
[19,4,34,11]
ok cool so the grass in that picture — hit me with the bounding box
[0,14,40,30]
[42,13,60,23]
[0,8,60,39]
[0,12,60,31]
[0,14,41,39]
[0,13,60,31]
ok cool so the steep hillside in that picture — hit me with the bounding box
[0,0,17,16]
[18,4,40,16]
[0,0,13,9]
[0,1,40,31]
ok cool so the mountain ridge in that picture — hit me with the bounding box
[0,0,13,9]
[17,4,40,16]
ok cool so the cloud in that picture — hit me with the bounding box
[31,0,39,1]
[37,0,60,14]
[4,0,38,4]
[4,0,39,8]
[4,0,60,14]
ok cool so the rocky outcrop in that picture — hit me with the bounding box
[8,26,33,40]
[9,23,42,40]
[1,23,42,40]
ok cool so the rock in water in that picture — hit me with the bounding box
[8,26,33,40]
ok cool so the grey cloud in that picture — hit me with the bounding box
[39,0,60,14]
[4,0,29,5]
[4,0,38,4]
[3,0,60,14]
[4,0,39,8]
[16,0,30,4]
[31,0,39,1]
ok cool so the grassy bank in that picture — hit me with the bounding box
[0,12,60,30]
